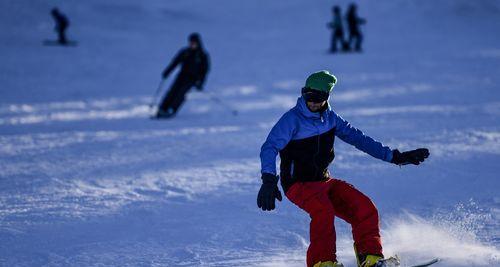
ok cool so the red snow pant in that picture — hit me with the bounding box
[285,178,382,267]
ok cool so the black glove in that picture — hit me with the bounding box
[194,81,203,91]
[257,173,282,211]
[391,148,430,165]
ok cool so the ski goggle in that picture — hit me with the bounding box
[301,87,330,103]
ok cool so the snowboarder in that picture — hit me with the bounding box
[257,70,429,267]
[346,3,366,52]
[50,8,69,45]
[155,33,210,119]
[327,6,347,53]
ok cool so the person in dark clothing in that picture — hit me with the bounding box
[346,3,366,52]
[51,8,69,45]
[257,71,429,267]
[156,33,210,118]
[327,6,347,53]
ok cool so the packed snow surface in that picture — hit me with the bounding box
[0,0,499,266]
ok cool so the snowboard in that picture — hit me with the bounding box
[43,40,78,47]
[379,256,439,267]
[409,258,439,267]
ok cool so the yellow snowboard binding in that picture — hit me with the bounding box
[313,261,345,267]
[357,254,401,267]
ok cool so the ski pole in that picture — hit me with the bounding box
[205,91,238,116]
[149,78,166,109]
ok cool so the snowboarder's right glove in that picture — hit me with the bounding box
[257,173,282,211]
[391,148,430,165]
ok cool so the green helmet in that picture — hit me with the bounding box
[305,70,337,93]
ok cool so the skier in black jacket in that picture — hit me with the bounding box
[346,3,366,52]
[51,8,69,45]
[327,6,347,53]
[156,33,210,118]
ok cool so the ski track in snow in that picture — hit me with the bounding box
[0,126,242,156]
[0,159,260,220]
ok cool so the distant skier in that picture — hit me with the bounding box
[257,70,429,267]
[50,8,69,45]
[155,33,210,119]
[327,6,347,53]
[346,3,366,52]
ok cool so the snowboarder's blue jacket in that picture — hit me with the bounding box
[260,97,393,189]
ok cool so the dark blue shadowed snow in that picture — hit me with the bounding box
[1,0,499,266]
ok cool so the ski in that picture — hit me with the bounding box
[408,258,439,267]
[43,39,78,46]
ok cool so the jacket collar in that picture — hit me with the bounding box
[296,96,331,120]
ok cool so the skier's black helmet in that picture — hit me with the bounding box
[189,33,201,45]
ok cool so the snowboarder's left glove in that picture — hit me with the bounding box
[257,173,282,211]
[391,148,430,165]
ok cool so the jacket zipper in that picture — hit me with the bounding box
[313,113,324,179]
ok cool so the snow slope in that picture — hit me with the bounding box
[0,0,499,266]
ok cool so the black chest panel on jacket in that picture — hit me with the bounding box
[279,127,336,192]
[180,49,206,77]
